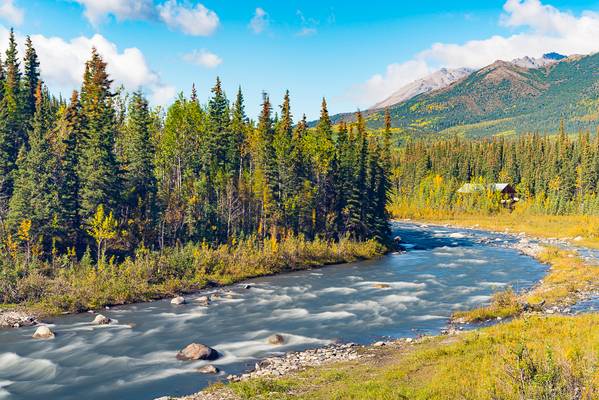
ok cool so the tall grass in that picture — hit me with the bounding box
[228,315,599,400]
[0,236,385,315]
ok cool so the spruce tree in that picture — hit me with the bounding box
[230,87,247,177]
[22,36,40,124]
[208,77,231,170]
[8,83,60,248]
[0,29,22,206]
[256,93,279,237]
[345,112,368,240]
[121,91,157,245]
[273,91,295,232]
[56,91,82,247]
[78,48,122,225]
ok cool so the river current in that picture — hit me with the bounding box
[0,223,549,399]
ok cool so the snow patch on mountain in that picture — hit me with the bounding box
[510,53,567,69]
[371,67,474,110]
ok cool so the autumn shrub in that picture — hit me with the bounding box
[0,235,385,314]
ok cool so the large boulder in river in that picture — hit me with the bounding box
[176,343,219,361]
[92,314,111,325]
[32,326,54,339]
[171,296,186,305]
[267,334,285,345]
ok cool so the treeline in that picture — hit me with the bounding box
[391,124,599,216]
[0,29,390,265]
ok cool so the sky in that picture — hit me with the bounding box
[1,0,599,119]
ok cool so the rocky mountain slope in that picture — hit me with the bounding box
[332,52,599,137]
[371,67,474,110]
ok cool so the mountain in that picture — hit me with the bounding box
[510,52,566,69]
[331,52,599,137]
[371,67,474,110]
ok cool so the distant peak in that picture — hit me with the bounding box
[543,52,566,60]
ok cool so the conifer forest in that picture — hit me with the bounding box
[0,30,389,307]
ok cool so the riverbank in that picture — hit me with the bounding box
[395,212,599,249]
[0,237,385,327]
[177,314,598,400]
[163,220,599,400]
[394,218,599,323]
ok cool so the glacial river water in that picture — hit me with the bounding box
[0,223,550,400]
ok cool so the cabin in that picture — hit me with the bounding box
[457,183,518,202]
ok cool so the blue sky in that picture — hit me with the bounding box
[1,0,599,119]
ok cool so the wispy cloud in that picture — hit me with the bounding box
[349,0,599,108]
[73,0,155,26]
[296,27,317,37]
[74,0,219,36]
[183,49,222,68]
[249,7,268,34]
[157,0,219,36]
[296,10,318,37]
[0,0,23,26]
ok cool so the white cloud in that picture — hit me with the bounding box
[157,0,219,36]
[0,0,23,26]
[249,7,268,34]
[183,49,222,68]
[73,0,155,26]
[0,25,174,105]
[351,0,599,108]
[149,84,177,105]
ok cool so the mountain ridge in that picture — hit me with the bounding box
[329,52,599,137]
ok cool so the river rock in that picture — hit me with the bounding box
[32,325,55,339]
[373,283,390,289]
[176,343,219,361]
[171,296,186,305]
[243,284,252,290]
[373,341,386,347]
[267,334,285,345]
[197,364,219,374]
[93,314,111,325]
[196,295,211,305]
[0,311,38,328]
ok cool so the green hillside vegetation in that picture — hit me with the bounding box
[0,30,390,312]
[332,53,599,138]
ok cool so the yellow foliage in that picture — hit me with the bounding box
[17,219,32,243]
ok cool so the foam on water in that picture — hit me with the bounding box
[0,222,550,400]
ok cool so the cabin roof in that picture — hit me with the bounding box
[457,183,514,194]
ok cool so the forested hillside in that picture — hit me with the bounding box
[332,53,599,138]
[0,29,389,309]
[390,123,599,217]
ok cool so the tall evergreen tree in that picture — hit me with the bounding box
[56,91,82,247]
[0,29,22,210]
[230,87,247,177]
[345,112,368,240]
[78,48,121,225]
[8,83,60,248]
[21,36,40,124]
[121,91,157,245]
[208,77,232,170]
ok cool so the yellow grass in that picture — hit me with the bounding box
[391,209,599,250]
[228,315,599,400]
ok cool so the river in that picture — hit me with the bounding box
[0,223,550,400]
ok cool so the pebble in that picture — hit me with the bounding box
[0,311,38,328]
[226,343,362,382]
